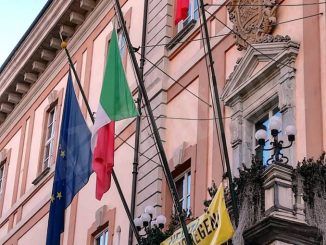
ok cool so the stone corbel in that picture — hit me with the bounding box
[230,102,243,147]
[47,90,58,106]
[276,47,298,112]
[95,205,108,228]
[172,141,188,168]
[277,66,296,112]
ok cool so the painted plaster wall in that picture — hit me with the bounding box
[21,178,52,221]
[64,1,142,244]
[0,221,9,242]
[77,51,87,107]
[276,4,306,161]
[221,3,325,162]
[168,32,202,79]
[86,20,113,125]
[1,2,142,244]
[17,214,48,245]
[2,130,21,214]
[24,74,67,193]
[319,0,326,151]
[0,0,325,244]
[17,118,30,199]
[123,0,144,92]
[165,79,199,158]
[25,100,47,191]
[73,136,134,245]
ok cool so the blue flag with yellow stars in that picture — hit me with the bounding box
[46,71,92,245]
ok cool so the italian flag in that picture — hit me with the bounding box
[91,29,138,200]
[175,0,189,24]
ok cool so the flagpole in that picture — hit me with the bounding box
[128,0,148,244]
[60,42,142,244]
[113,1,193,245]
[198,0,239,226]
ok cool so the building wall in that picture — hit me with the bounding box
[137,0,326,233]
[0,0,325,244]
[0,0,144,244]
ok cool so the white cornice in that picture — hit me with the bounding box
[0,0,114,142]
[0,0,73,94]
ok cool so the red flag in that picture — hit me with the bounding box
[175,0,190,25]
[92,122,115,200]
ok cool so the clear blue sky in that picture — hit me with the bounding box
[0,0,48,66]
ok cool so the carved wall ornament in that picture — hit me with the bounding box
[47,90,58,105]
[227,0,281,50]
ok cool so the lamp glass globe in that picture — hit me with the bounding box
[145,205,155,216]
[285,125,296,136]
[156,215,167,225]
[269,116,282,130]
[140,213,151,223]
[255,129,267,140]
[134,217,142,228]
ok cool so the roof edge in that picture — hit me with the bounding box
[0,0,54,74]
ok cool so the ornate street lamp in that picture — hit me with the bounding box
[134,206,168,245]
[255,116,296,165]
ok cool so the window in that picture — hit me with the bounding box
[175,170,191,215]
[94,229,109,245]
[117,31,126,59]
[254,107,281,165]
[0,161,4,193]
[43,107,56,169]
[87,206,115,245]
[177,0,199,32]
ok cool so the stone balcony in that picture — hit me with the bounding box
[226,162,323,245]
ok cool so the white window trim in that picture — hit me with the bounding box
[221,42,299,173]
[117,32,126,58]
[177,0,199,32]
[94,228,109,245]
[175,169,191,211]
[252,106,281,164]
[43,107,56,169]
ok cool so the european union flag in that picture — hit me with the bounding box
[46,71,92,245]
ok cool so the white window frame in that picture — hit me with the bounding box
[43,107,56,169]
[253,106,281,165]
[94,228,109,245]
[177,0,199,32]
[117,31,127,59]
[175,169,191,214]
[221,42,298,173]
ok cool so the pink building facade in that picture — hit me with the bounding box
[0,0,325,244]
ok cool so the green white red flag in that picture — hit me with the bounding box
[91,29,138,200]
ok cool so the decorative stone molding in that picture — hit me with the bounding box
[47,90,58,106]
[172,141,189,168]
[221,41,300,172]
[263,163,294,218]
[227,0,281,50]
[238,162,323,244]
[243,216,322,244]
[87,206,116,245]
